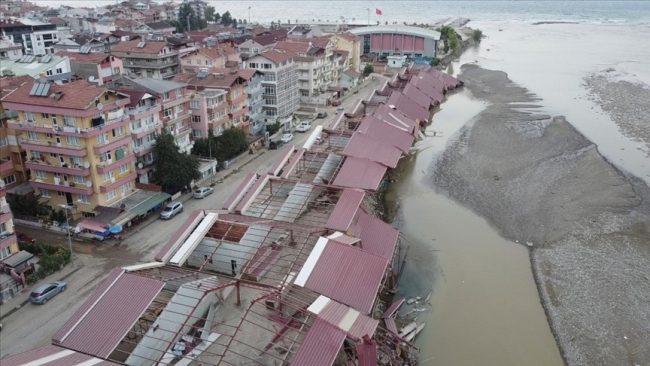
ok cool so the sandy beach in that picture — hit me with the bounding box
[431,65,650,365]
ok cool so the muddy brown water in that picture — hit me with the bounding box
[387,90,564,366]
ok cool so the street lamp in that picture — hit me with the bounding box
[59,204,73,263]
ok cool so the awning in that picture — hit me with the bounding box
[77,220,110,234]
[1,250,34,268]
[111,192,171,226]
[328,86,343,92]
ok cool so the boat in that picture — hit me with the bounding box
[405,323,426,342]
[399,321,417,338]
[406,298,417,305]
[425,292,432,303]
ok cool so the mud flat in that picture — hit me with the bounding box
[431,65,650,366]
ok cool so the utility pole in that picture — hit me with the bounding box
[59,204,73,263]
[248,6,251,25]
[187,14,191,32]
[367,8,370,25]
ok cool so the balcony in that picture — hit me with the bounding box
[131,123,161,139]
[19,138,88,157]
[93,135,133,155]
[0,110,18,120]
[172,125,191,138]
[0,157,12,172]
[31,180,93,195]
[136,158,155,172]
[206,103,227,114]
[25,160,91,177]
[229,107,249,119]
[0,233,17,250]
[96,153,135,174]
[161,94,191,109]
[133,143,155,157]
[6,111,129,138]
[128,104,160,119]
[99,171,137,193]
[162,110,191,126]
[229,94,247,105]
[125,58,179,69]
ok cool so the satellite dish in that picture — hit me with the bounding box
[85,180,93,187]
[97,103,104,110]
[84,161,90,168]
[88,76,95,82]
[115,99,121,106]
[137,162,143,169]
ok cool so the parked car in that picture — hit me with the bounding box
[160,201,183,219]
[29,281,66,305]
[281,134,294,143]
[194,187,214,199]
[317,111,328,118]
[295,122,311,132]
[16,232,36,244]
[332,100,342,107]
[315,133,324,145]
[269,140,284,150]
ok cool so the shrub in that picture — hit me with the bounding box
[430,58,441,67]
[266,121,281,135]
[363,64,375,77]
[21,242,71,284]
[472,29,483,42]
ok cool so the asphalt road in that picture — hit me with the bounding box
[0,77,381,359]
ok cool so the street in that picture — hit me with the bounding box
[0,77,381,359]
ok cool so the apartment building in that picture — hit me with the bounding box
[237,34,282,58]
[243,49,300,119]
[173,69,250,134]
[1,54,71,82]
[179,45,240,72]
[0,186,21,302]
[331,32,362,73]
[56,51,124,86]
[186,87,228,140]
[111,40,179,80]
[3,80,136,218]
[0,187,18,259]
[240,69,265,134]
[0,18,58,55]
[0,37,23,61]
[111,77,193,154]
[1,75,40,191]
[118,90,162,184]
[274,41,327,99]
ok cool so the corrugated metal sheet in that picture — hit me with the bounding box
[417,70,446,94]
[347,312,379,340]
[268,144,295,176]
[382,297,405,318]
[53,272,164,358]
[357,115,415,153]
[428,67,463,88]
[342,133,402,168]
[291,319,347,366]
[372,104,417,134]
[410,76,444,103]
[350,209,399,260]
[313,297,379,340]
[1,345,120,366]
[356,338,378,366]
[332,157,387,191]
[387,91,430,123]
[403,83,434,110]
[280,148,306,179]
[384,317,399,334]
[221,172,257,211]
[325,189,365,232]
[235,174,270,214]
[304,240,388,314]
[154,210,205,262]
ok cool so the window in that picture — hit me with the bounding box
[3,175,16,185]
[40,189,51,198]
[27,131,39,140]
[187,59,192,65]
[77,195,90,204]
[0,247,10,261]
[103,171,115,182]
[120,182,132,194]
[66,136,80,146]
[56,68,63,74]
[0,223,5,235]
[0,137,7,147]
[57,191,65,197]
[41,113,49,119]
[73,175,86,184]
[99,151,112,163]
[24,112,34,122]
[192,115,201,123]
[163,92,170,101]
[118,163,129,174]
[175,88,181,98]
[131,120,142,131]
[46,70,53,76]
[248,62,257,68]
[175,105,182,113]
[63,116,76,127]
[193,129,202,138]
[104,94,109,101]
[49,152,56,158]
[206,60,212,66]
[70,156,83,166]
[164,108,172,118]
[35,170,47,179]
[45,133,53,139]
[133,137,143,148]
[233,89,240,97]
[190,100,199,109]
[105,190,117,201]
[82,211,96,218]
[96,133,108,144]
[112,126,124,137]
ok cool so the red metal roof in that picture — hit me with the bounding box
[349,209,399,260]
[372,103,417,134]
[268,144,295,176]
[325,189,365,232]
[1,345,120,366]
[342,133,403,168]
[387,91,430,123]
[384,317,399,334]
[428,68,463,88]
[403,82,434,110]
[357,115,415,153]
[410,76,444,103]
[382,297,405,318]
[77,219,109,233]
[52,269,164,358]
[332,156,387,191]
[291,319,347,366]
[314,297,379,340]
[221,172,258,211]
[356,336,378,366]
[416,70,446,94]
[280,148,306,179]
[154,209,204,262]
[302,241,389,313]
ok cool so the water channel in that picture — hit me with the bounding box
[387,89,564,366]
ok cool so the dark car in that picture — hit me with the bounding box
[317,111,328,118]
[16,232,36,244]
[269,140,284,150]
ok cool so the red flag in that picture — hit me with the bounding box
[376,8,382,15]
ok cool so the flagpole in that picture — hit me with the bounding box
[248,6,251,24]
[367,8,370,25]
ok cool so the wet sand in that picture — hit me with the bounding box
[432,65,650,365]
[386,90,564,366]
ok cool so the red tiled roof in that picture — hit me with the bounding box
[427,67,463,88]
[350,208,399,260]
[337,32,360,42]
[291,319,347,366]
[1,345,120,366]
[2,80,110,110]
[275,40,311,54]
[0,75,33,99]
[56,50,112,64]
[342,133,403,168]
[117,89,147,108]
[249,34,282,46]
[0,20,26,27]
[52,269,164,358]
[332,156,387,191]
[47,17,69,25]
[357,115,415,153]
[254,49,296,64]
[326,189,365,232]
[387,91,430,123]
[172,71,245,89]
[111,40,167,54]
[290,35,331,48]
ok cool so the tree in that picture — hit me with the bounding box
[6,193,51,218]
[430,57,441,67]
[362,64,374,77]
[472,29,483,42]
[192,128,249,163]
[214,12,221,24]
[178,2,206,31]
[204,5,215,23]
[153,133,201,192]
[232,18,237,28]
[166,19,184,33]
[221,11,232,26]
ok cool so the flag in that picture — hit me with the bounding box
[376,8,382,15]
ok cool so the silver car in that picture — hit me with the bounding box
[160,201,183,219]
[29,281,67,304]
[193,186,214,199]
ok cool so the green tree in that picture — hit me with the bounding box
[153,133,201,192]
[214,128,249,162]
[362,64,374,77]
[472,29,483,42]
[231,18,237,28]
[430,57,441,66]
[178,2,204,31]
[204,5,215,23]
[214,12,221,24]
[6,193,51,218]
[191,130,217,158]
[221,11,232,26]
[166,19,184,33]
